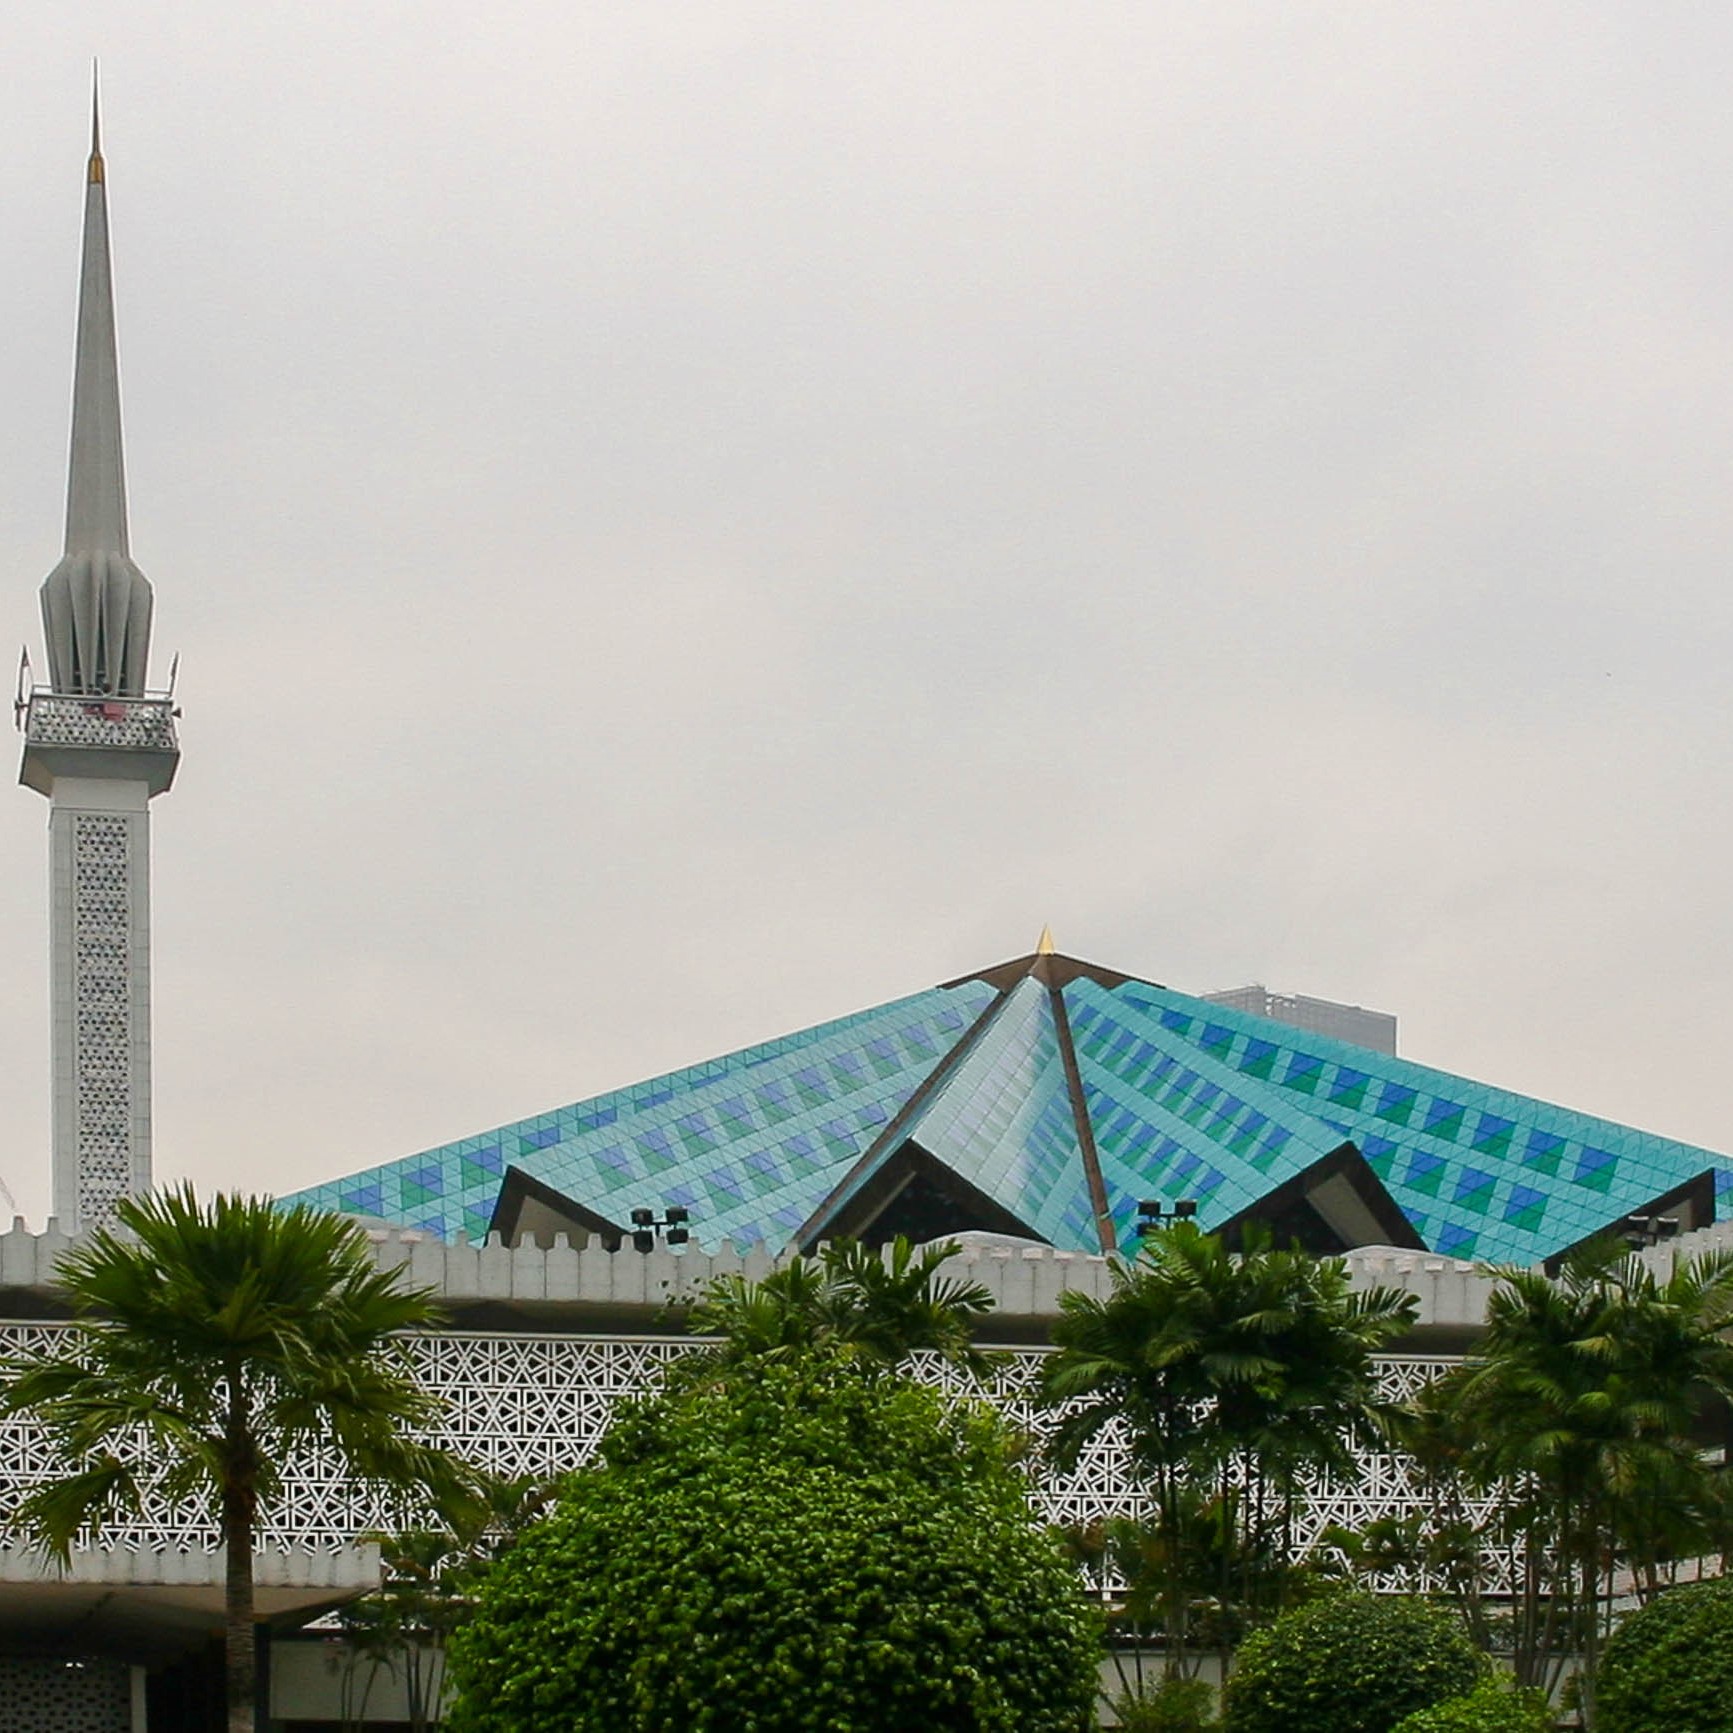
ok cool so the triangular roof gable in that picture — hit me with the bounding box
[900,978,1098,1248]
[801,977,1095,1250]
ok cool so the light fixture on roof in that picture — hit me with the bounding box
[628,1206,691,1254]
[1136,1198,1197,1239]
[1622,1213,1679,1250]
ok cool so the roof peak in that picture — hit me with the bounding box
[944,947,1149,996]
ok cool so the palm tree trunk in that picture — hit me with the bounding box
[1216,1477,1234,1684]
[223,1364,260,1733]
[1578,1506,1601,1733]
[224,1480,257,1733]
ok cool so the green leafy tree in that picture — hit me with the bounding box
[1447,1242,1733,1714]
[1389,1681,1552,1733]
[1594,1576,1733,1733]
[683,1233,996,1376]
[444,1354,1099,1732]
[1222,1593,1483,1733]
[0,1188,482,1733]
[1042,1223,1417,1674]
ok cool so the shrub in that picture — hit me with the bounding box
[1597,1576,1733,1733]
[1391,1680,1552,1733]
[444,1355,1100,1732]
[1111,1674,1217,1731]
[1222,1593,1483,1733]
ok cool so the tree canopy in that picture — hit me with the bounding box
[1222,1593,1484,1733]
[446,1348,1098,1732]
[1593,1577,1733,1733]
[1429,1241,1733,1704]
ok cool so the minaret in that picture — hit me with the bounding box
[18,85,179,1232]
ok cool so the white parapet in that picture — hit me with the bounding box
[0,1219,1507,1329]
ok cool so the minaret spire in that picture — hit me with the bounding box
[39,66,153,695]
[19,89,179,1234]
[89,61,103,181]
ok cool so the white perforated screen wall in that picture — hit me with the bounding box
[0,1327,1467,1579]
[0,1657,128,1733]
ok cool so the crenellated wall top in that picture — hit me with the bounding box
[10,1215,1723,1338]
[0,1218,1530,1340]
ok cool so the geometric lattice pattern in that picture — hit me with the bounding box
[0,1657,129,1733]
[0,1322,1463,1581]
[281,949,1733,1264]
[25,693,177,752]
[69,814,136,1231]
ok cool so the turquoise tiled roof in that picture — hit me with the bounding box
[283,982,996,1245]
[1064,977,1354,1249]
[280,953,1733,1262]
[1082,977,1730,1264]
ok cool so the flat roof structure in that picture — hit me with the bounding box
[283,945,1731,1267]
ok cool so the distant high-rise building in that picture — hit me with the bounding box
[1202,985,1397,1057]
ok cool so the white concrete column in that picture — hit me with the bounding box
[45,775,154,1231]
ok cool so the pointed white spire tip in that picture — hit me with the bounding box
[88,62,104,184]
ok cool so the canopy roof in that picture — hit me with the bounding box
[283,949,1728,1264]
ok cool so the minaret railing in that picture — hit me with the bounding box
[17,689,179,753]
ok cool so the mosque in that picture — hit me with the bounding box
[7,101,1733,1730]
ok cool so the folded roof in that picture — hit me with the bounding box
[281,948,1728,1264]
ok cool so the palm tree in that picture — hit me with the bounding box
[1450,1238,1733,1721]
[1041,1225,1223,1675]
[1041,1222,1417,1674]
[0,1187,483,1733]
[684,1234,996,1377]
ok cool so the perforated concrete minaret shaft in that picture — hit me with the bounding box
[18,86,179,1231]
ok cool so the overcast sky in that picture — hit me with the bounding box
[4,6,1733,1226]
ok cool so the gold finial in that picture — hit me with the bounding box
[1036,925,1056,955]
[88,62,104,184]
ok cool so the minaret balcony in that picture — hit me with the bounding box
[17,688,180,797]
